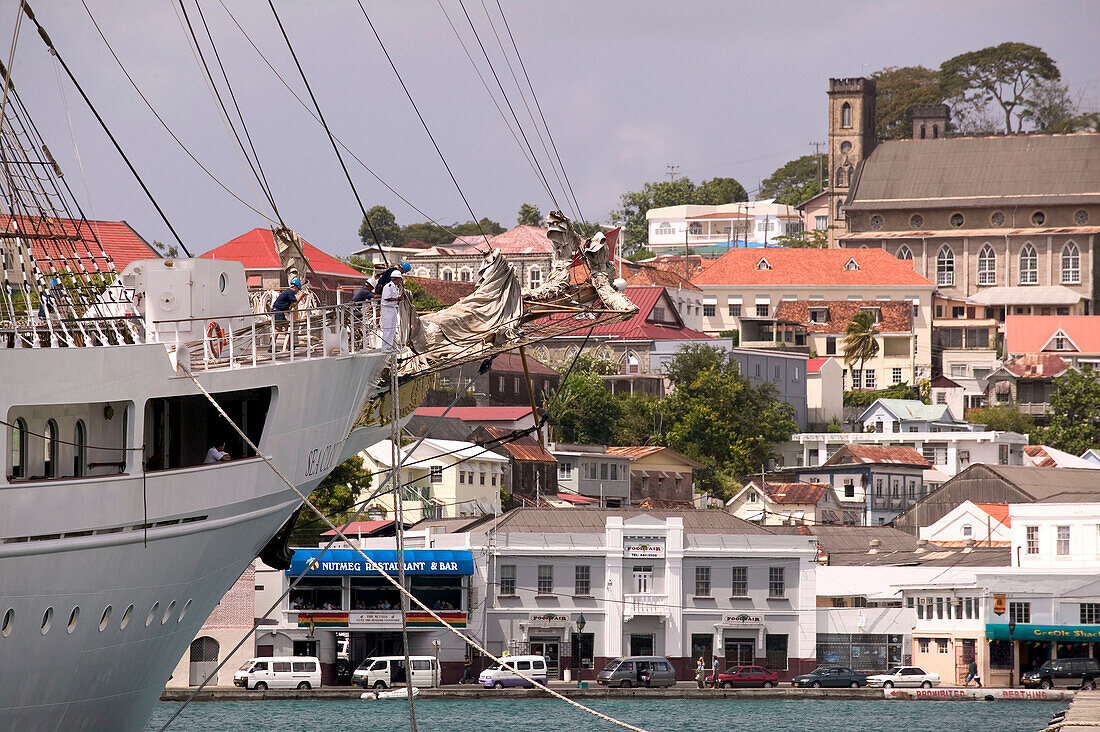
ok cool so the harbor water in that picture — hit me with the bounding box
[148,698,1064,731]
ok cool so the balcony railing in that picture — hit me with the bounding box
[623,593,670,621]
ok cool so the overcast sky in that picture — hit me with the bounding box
[7,1,1099,258]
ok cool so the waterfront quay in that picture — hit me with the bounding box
[1057,690,1100,731]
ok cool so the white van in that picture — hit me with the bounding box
[352,656,440,689]
[233,656,322,690]
[478,655,549,689]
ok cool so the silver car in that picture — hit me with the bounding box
[596,656,677,688]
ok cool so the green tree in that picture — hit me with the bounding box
[757,154,825,207]
[517,203,542,226]
[152,239,179,258]
[662,343,731,386]
[625,247,654,262]
[612,394,661,446]
[871,66,945,140]
[359,205,400,246]
[940,42,1061,134]
[772,229,827,249]
[610,176,747,251]
[289,457,373,545]
[843,382,921,407]
[543,369,621,444]
[1040,367,1100,454]
[968,404,1035,435]
[842,311,880,389]
[404,279,445,312]
[1022,78,1100,133]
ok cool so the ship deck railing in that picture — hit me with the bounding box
[0,302,387,371]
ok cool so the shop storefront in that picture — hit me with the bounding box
[266,548,474,684]
[986,623,1100,684]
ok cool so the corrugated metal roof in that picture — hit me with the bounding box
[583,286,712,341]
[605,446,705,469]
[476,507,774,535]
[826,445,931,468]
[480,426,555,463]
[847,133,1100,209]
[980,465,1100,499]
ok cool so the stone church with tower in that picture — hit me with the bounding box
[823,76,1100,378]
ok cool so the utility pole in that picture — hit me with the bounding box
[810,141,825,192]
[666,163,679,182]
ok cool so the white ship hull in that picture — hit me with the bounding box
[0,341,391,730]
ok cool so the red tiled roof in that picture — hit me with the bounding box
[406,276,475,306]
[827,445,931,468]
[806,358,828,373]
[1005,315,1100,354]
[484,226,553,255]
[973,503,1011,528]
[568,257,702,292]
[557,492,598,504]
[414,406,533,421]
[775,300,913,334]
[322,520,392,536]
[481,426,555,463]
[200,228,362,277]
[1003,353,1070,378]
[587,286,711,341]
[0,215,159,272]
[489,351,558,376]
[693,247,934,287]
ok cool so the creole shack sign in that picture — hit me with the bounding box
[624,538,665,559]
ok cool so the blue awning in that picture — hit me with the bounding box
[287,549,474,576]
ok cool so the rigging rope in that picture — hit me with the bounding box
[265,0,390,267]
[19,2,193,256]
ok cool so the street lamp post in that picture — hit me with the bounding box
[432,638,441,687]
[1008,617,1016,688]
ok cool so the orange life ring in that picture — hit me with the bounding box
[206,320,227,358]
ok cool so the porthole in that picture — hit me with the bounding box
[67,607,79,634]
[909,214,924,229]
[146,602,160,627]
[1032,211,1046,226]
[179,599,192,623]
[2,608,13,637]
[120,604,133,630]
[41,607,53,635]
[991,211,1005,226]
[162,600,176,625]
[870,215,884,230]
[219,273,228,293]
[949,213,964,228]
[99,605,112,631]
[1076,210,1089,225]
[840,141,852,154]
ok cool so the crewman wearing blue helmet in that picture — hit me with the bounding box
[37,276,63,319]
[272,278,305,348]
[373,261,411,297]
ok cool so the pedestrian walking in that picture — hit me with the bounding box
[965,659,981,687]
[695,657,705,689]
[711,656,721,689]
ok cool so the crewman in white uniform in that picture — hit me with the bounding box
[380,271,404,351]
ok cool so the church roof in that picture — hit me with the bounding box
[847,133,1100,210]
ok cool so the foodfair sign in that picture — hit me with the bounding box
[722,614,763,624]
[528,613,569,626]
[624,538,665,559]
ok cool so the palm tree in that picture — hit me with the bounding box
[843,310,880,390]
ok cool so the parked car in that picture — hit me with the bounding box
[865,666,940,688]
[1021,658,1100,690]
[351,656,440,689]
[791,666,867,688]
[232,656,321,690]
[707,666,779,688]
[596,657,677,688]
[479,655,549,689]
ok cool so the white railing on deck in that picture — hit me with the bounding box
[154,302,385,372]
[623,593,670,620]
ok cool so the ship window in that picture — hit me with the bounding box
[146,602,160,627]
[74,421,86,478]
[144,387,273,471]
[99,605,112,631]
[163,600,176,625]
[10,417,27,478]
[120,604,133,630]
[67,607,79,634]
[44,419,59,478]
[179,599,192,623]
[2,608,13,637]
[41,607,53,635]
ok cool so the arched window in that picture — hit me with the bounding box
[932,124,939,139]
[1019,243,1038,284]
[442,269,453,282]
[564,345,579,362]
[529,268,542,289]
[977,244,996,285]
[841,102,852,128]
[44,419,58,478]
[621,352,640,375]
[836,202,844,219]
[74,420,86,478]
[655,222,673,236]
[846,166,854,186]
[836,167,845,187]
[1062,241,1081,284]
[10,417,26,478]
[459,268,472,283]
[414,267,430,278]
[688,221,703,235]
[896,245,913,261]
[936,246,954,286]
[533,345,550,363]
[919,125,926,139]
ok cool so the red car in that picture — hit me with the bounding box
[707,666,779,688]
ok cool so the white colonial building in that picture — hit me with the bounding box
[1010,502,1100,570]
